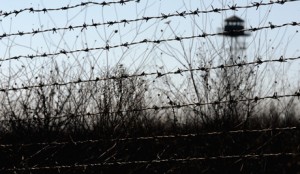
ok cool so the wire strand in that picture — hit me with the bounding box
[0,0,137,18]
[0,1,296,40]
[1,55,299,92]
[1,152,298,172]
[0,126,297,148]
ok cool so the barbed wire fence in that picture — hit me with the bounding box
[0,0,299,173]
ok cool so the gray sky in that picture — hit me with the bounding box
[0,0,299,95]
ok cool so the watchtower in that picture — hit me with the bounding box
[219,15,251,102]
[222,15,250,61]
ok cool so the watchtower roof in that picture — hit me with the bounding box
[225,15,244,22]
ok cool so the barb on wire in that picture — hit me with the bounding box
[0,127,297,148]
[0,1,296,40]
[0,0,137,18]
[0,20,299,63]
[1,55,299,92]
[1,152,298,172]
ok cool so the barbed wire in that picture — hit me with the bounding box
[89,92,300,112]
[1,21,299,63]
[0,127,297,148]
[0,1,298,171]
[0,0,295,41]
[1,55,299,92]
[1,152,298,172]
[0,0,138,18]
[1,92,300,127]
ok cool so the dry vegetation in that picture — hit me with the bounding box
[0,0,299,173]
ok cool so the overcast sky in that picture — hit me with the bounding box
[0,0,299,93]
[1,0,299,56]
